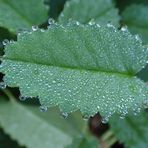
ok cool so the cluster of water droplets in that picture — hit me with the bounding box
[16,29,31,40]
[2,39,16,47]
[1,20,147,124]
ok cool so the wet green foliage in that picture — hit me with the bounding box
[0,0,148,148]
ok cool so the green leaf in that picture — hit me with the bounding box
[58,0,120,26]
[122,4,148,44]
[49,0,67,19]
[0,128,22,148]
[66,136,99,148]
[0,0,48,33]
[0,98,85,148]
[110,111,148,148]
[137,64,148,82]
[0,22,148,118]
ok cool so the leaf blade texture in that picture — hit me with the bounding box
[110,112,148,148]
[0,22,148,118]
[58,0,120,26]
[0,0,48,33]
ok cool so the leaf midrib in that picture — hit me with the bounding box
[3,57,134,78]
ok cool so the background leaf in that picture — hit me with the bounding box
[0,23,147,119]
[122,4,148,82]
[122,4,148,44]
[0,0,48,33]
[0,128,24,148]
[115,0,148,12]
[0,97,86,148]
[59,0,120,26]
[48,0,67,19]
[66,136,99,148]
[110,111,148,148]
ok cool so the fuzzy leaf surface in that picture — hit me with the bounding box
[59,0,120,26]
[0,23,148,118]
[0,0,48,33]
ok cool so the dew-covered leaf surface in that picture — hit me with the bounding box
[122,4,148,44]
[0,22,148,119]
[0,98,85,148]
[0,0,48,33]
[58,0,120,26]
[110,111,148,148]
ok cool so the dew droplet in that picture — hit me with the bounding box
[121,26,128,32]
[52,80,56,84]
[119,114,125,119]
[2,39,9,46]
[101,117,109,124]
[82,115,89,121]
[135,34,140,41]
[61,112,68,119]
[32,25,38,31]
[76,21,80,25]
[0,82,6,89]
[48,18,55,25]
[40,29,45,32]
[10,39,15,44]
[19,96,27,101]
[96,24,101,28]
[107,23,114,28]
[39,106,48,112]
[88,19,95,25]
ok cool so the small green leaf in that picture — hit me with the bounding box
[0,0,48,33]
[58,0,120,26]
[0,22,148,118]
[0,98,85,148]
[110,111,148,148]
[122,4,148,44]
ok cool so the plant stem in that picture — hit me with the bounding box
[102,130,113,141]
[101,130,117,147]
[107,137,117,147]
